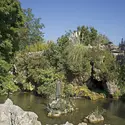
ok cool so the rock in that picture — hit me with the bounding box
[48,110,61,117]
[0,98,41,125]
[78,122,87,125]
[63,121,73,125]
[47,98,74,117]
[4,98,13,106]
[84,113,104,124]
[105,82,119,97]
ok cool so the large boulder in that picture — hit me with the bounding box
[0,98,41,125]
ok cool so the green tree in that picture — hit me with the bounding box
[88,47,118,82]
[65,43,91,81]
[0,58,18,95]
[23,8,44,45]
[0,0,25,61]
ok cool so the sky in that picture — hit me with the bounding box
[20,0,125,45]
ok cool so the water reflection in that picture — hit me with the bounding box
[103,99,125,118]
[0,93,125,125]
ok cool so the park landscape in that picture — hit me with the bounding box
[0,0,125,125]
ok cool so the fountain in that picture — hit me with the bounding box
[47,80,75,117]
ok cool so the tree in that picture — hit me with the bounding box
[23,8,44,45]
[0,0,25,61]
[0,58,18,95]
[88,47,118,83]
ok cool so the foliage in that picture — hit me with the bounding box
[55,26,112,84]
[0,0,122,99]
[37,68,64,97]
[64,84,75,97]
[117,64,125,95]
[25,42,48,52]
[88,47,118,82]
[65,43,91,76]
[0,0,25,61]
[20,8,45,49]
[0,58,18,95]
[75,85,105,100]
[97,34,110,45]
[45,41,66,72]
[15,49,64,97]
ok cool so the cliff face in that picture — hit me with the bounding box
[0,99,41,125]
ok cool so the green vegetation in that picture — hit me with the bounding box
[0,0,125,99]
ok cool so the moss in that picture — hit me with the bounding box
[112,90,121,99]
[74,85,105,100]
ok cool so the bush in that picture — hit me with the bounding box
[0,58,19,95]
[64,84,75,97]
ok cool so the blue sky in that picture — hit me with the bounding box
[20,0,125,44]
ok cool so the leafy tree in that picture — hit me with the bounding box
[0,0,25,61]
[23,8,44,46]
[0,58,18,95]
[96,34,110,45]
[15,44,65,97]
[76,26,97,45]
[88,47,118,82]
[65,43,91,82]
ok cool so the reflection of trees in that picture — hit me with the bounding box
[103,100,125,118]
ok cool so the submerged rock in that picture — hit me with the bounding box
[63,121,73,125]
[78,122,87,125]
[46,121,87,125]
[47,98,74,117]
[0,98,41,125]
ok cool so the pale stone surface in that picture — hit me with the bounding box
[106,82,118,96]
[78,122,87,125]
[0,98,41,125]
[84,113,104,124]
[63,121,73,125]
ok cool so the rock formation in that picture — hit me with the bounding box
[0,98,41,125]
[47,98,74,117]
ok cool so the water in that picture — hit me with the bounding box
[0,92,125,125]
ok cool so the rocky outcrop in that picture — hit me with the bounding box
[47,98,74,117]
[84,113,104,124]
[105,82,119,97]
[84,110,104,124]
[0,98,41,125]
[86,77,119,98]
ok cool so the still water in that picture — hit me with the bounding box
[0,92,125,125]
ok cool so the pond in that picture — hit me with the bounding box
[0,92,125,125]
